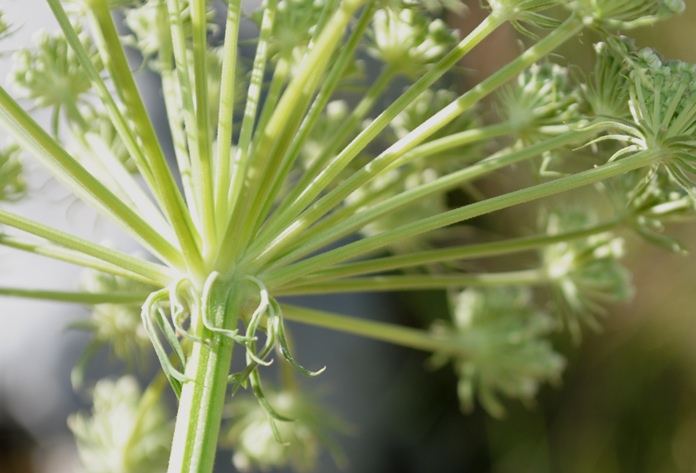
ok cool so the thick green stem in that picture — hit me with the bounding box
[217,1,276,256]
[167,278,242,473]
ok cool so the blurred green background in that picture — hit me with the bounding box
[407,3,696,472]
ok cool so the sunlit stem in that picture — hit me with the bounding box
[83,0,205,279]
[281,304,469,355]
[264,149,662,287]
[289,217,622,281]
[276,269,546,295]
[248,13,584,269]
[167,279,243,473]
[246,12,508,256]
[213,0,243,230]
[253,2,379,230]
[262,127,601,270]
[0,234,168,285]
[217,0,367,269]
[192,0,216,253]
[0,287,149,304]
[219,0,277,255]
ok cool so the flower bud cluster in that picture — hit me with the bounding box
[10,29,100,113]
[486,0,559,34]
[431,287,565,418]
[69,376,172,473]
[628,50,696,149]
[565,0,685,30]
[541,209,633,339]
[79,268,154,365]
[222,389,344,472]
[0,144,27,202]
[252,0,325,67]
[0,9,11,40]
[583,40,633,119]
[497,63,584,143]
[366,4,458,79]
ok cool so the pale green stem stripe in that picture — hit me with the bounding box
[0,234,166,286]
[281,304,466,355]
[250,2,379,236]
[396,121,517,167]
[250,56,290,154]
[160,68,199,226]
[247,12,507,256]
[220,1,276,248]
[263,127,601,269]
[46,0,157,186]
[0,287,149,304]
[0,208,176,286]
[276,269,545,295]
[84,0,204,278]
[292,218,622,281]
[250,12,577,268]
[166,0,203,220]
[219,0,368,265]
[258,121,515,265]
[167,280,241,473]
[264,149,662,287]
[214,0,243,228]
[0,86,184,269]
[269,62,396,221]
[153,1,200,228]
[192,0,216,251]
